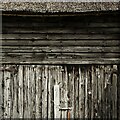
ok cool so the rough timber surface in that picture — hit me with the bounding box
[0,65,118,119]
[2,11,120,64]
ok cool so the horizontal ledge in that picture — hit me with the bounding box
[1,60,120,65]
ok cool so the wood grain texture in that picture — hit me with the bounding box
[1,12,120,64]
[0,65,118,119]
[0,69,3,119]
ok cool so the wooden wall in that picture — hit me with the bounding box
[0,65,118,119]
[1,11,120,64]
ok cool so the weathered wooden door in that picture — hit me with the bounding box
[0,65,118,119]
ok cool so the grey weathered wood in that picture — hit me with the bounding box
[70,67,75,118]
[2,46,120,53]
[85,69,88,118]
[26,66,31,118]
[98,66,103,118]
[2,13,120,65]
[24,66,29,118]
[2,13,120,64]
[3,27,120,34]
[18,66,23,118]
[78,67,82,118]
[3,69,7,118]
[2,40,120,46]
[0,70,3,119]
[112,65,117,118]
[35,66,40,118]
[1,58,120,64]
[54,85,60,118]
[2,34,119,40]
[3,20,120,29]
[117,65,120,119]
[4,67,11,118]
[60,66,68,119]
[74,67,79,118]
[48,66,52,118]
[42,66,48,118]
[1,65,119,119]
[91,66,95,118]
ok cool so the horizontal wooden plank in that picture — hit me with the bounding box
[1,40,120,46]
[1,57,120,64]
[1,46,120,53]
[3,15,120,24]
[1,53,120,59]
[3,22,120,28]
[3,27,120,34]
[2,34,119,40]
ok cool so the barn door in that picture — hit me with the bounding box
[0,65,118,119]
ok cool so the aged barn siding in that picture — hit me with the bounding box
[117,65,120,119]
[0,65,118,119]
[1,11,120,64]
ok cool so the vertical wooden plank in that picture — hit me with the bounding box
[34,66,37,118]
[36,66,40,118]
[57,65,62,120]
[74,67,79,119]
[10,69,14,119]
[96,66,101,118]
[51,66,55,119]
[14,66,19,119]
[104,65,111,118]
[22,66,25,118]
[42,65,48,118]
[85,67,88,118]
[28,65,32,118]
[104,65,108,119]
[32,65,36,118]
[17,65,23,118]
[16,67,19,118]
[78,66,82,118]
[48,66,51,119]
[0,69,3,119]
[7,69,11,118]
[60,66,68,119]
[102,65,106,118]
[70,66,75,119]
[30,65,34,118]
[107,66,112,119]
[54,85,60,118]
[4,65,11,118]
[79,66,85,119]
[117,65,120,119]
[23,66,28,118]
[3,65,7,118]
[9,70,13,118]
[95,66,99,118]
[99,65,104,118]
[87,66,92,119]
[95,66,98,118]
[91,66,95,119]
[12,67,18,118]
[39,66,43,118]
[26,65,30,118]
[58,66,63,119]
[60,67,64,119]
[112,65,117,118]
[26,66,29,118]
[35,65,40,118]
[65,66,68,119]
